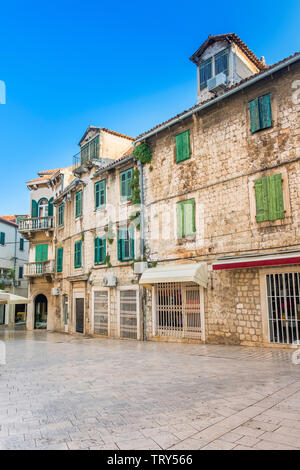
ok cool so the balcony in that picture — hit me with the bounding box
[24,260,55,278]
[18,217,55,237]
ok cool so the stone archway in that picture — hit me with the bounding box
[34,294,48,329]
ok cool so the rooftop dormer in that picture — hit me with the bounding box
[190,33,266,104]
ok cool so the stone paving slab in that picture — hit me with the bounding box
[1,329,300,450]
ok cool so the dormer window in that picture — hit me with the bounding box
[199,48,229,90]
[80,134,99,164]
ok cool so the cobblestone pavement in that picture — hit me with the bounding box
[1,329,300,450]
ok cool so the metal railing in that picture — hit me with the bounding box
[24,260,55,277]
[18,217,55,231]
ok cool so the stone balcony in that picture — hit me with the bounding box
[24,260,55,278]
[18,217,55,239]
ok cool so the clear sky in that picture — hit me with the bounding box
[0,0,299,215]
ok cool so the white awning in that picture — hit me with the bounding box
[139,263,208,289]
[0,291,31,305]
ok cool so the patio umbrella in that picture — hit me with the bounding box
[0,290,31,305]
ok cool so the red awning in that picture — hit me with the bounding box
[212,252,300,270]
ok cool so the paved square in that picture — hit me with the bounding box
[1,329,300,450]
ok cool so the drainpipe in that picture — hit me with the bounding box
[134,143,147,341]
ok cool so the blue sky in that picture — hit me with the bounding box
[0,0,299,214]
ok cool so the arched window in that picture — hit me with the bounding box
[38,198,48,218]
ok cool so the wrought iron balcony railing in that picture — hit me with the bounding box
[24,260,55,277]
[18,217,55,232]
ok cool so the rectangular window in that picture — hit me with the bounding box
[18,266,23,279]
[58,204,64,226]
[214,48,229,76]
[117,227,134,261]
[80,135,99,164]
[94,236,106,265]
[19,238,24,251]
[249,93,272,133]
[0,232,5,245]
[57,247,63,272]
[35,244,48,262]
[254,174,284,222]
[75,191,82,218]
[199,58,212,90]
[120,168,133,201]
[95,179,106,209]
[177,199,196,238]
[74,240,82,268]
[175,130,191,163]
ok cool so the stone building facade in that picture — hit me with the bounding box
[137,35,300,348]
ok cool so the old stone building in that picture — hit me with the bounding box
[137,34,300,347]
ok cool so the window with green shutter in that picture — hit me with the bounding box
[57,247,63,272]
[254,174,285,222]
[58,204,64,226]
[31,200,38,218]
[95,179,106,209]
[117,227,134,261]
[19,238,24,251]
[120,169,133,201]
[74,240,82,268]
[48,198,54,217]
[35,244,48,262]
[249,93,272,134]
[175,130,191,163]
[176,199,196,238]
[94,235,106,265]
[80,135,99,164]
[0,232,5,246]
[75,191,82,218]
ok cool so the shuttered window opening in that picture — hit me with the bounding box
[118,227,134,262]
[57,247,63,272]
[74,240,82,268]
[177,199,195,238]
[175,130,191,163]
[94,236,106,265]
[120,290,138,339]
[254,174,284,222]
[58,204,64,226]
[120,168,133,201]
[199,58,212,90]
[249,93,272,133]
[155,282,202,339]
[95,179,106,209]
[0,232,5,245]
[94,291,109,336]
[266,273,300,345]
[75,191,83,218]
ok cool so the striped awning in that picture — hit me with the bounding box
[212,251,300,270]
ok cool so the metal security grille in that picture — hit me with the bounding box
[266,273,300,344]
[94,291,108,336]
[120,290,138,339]
[155,283,202,339]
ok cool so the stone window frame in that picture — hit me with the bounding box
[248,167,291,229]
[246,87,278,136]
[259,265,300,346]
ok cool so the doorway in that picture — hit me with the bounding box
[34,294,47,329]
[75,298,84,333]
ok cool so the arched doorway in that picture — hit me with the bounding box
[34,294,48,329]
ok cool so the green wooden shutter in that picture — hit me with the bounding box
[74,241,82,267]
[129,227,134,260]
[0,232,5,245]
[268,174,284,220]
[120,170,133,200]
[48,197,54,216]
[35,244,48,262]
[117,230,123,260]
[259,94,272,129]
[249,98,260,134]
[94,238,99,264]
[176,202,183,238]
[254,177,269,222]
[31,200,38,218]
[183,199,195,236]
[175,130,191,163]
[95,183,100,209]
[75,191,82,218]
[57,247,63,272]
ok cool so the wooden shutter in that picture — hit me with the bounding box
[57,247,63,272]
[117,230,122,261]
[101,235,106,263]
[95,183,100,209]
[75,191,82,218]
[129,227,134,260]
[268,174,284,220]
[176,202,183,238]
[74,241,82,267]
[259,94,272,129]
[183,199,195,236]
[120,170,133,200]
[249,98,260,134]
[175,130,190,163]
[20,238,24,251]
[48,197,54,216]
[35,244,48,262]
[254,177,269,222]
[31,200,38,218]
[94,237,99,264]
[0,232,5,245]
